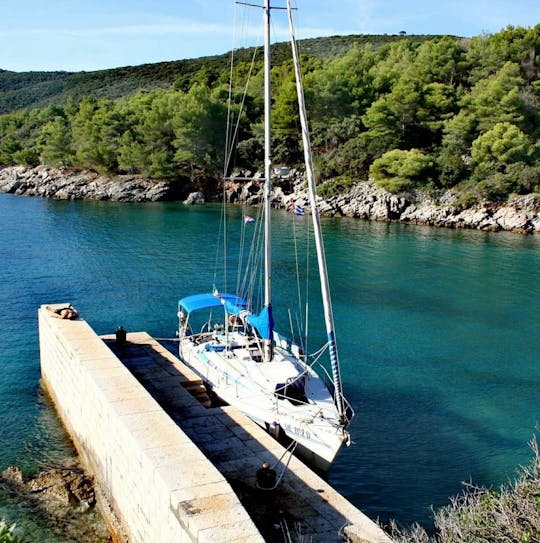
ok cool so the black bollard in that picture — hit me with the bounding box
[256,462,277,489]
[115,326,127,346]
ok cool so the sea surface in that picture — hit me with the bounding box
[0,192,539,539]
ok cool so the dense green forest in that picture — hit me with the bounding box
[0,34,432,114]
[0,26,539,204]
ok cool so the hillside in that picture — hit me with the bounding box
[0,25,538,208]
[0,33,439,114]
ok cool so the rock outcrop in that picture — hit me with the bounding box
[225,172,540,234]
[1,165,539,233]
[183,191,205,205]
[319,181,539,234]
[0,461,110,542]
[0,165,174,202]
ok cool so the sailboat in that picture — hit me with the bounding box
[177,0,353,471]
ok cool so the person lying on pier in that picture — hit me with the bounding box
[46,305,79,320]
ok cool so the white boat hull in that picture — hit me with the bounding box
[179,332,348,470]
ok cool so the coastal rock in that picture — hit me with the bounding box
[0,166,173,202]
[184,191,205,205]
[0,461,110,541]
[1,466,24,485]
[2,166,539,234]
[28,470,72,505]
[492,208,526,232]
[27,468,95,510]
[318,180,539,234]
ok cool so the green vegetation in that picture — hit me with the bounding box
[316,175,356,199]
[0,35,435,114]
[370,149,434,192]
[0,26,539,203]
[0,521,25,543]
[389,438,540,543]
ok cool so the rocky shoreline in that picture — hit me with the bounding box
[281,178,540,234]
[0,165,176,202]
[1,165,539,234]
[1,460,110,542]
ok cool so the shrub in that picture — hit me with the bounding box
[436,144,470,188]
[471,122,532,167]
[476,172,516,201]
[387,437,540,543]
[0,521,26,543]
[509,163,540,194]
[11,147,40,168]
[325,137,372,179]
[316,175,355,198]
[370,148,434,193]
[454,190,480,210]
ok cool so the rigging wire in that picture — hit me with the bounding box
[216,2,240,292]
[221,2,263,299]
[304,208,311,353]
[257,439,299,491]
[239,203,264,306]
[223,2,237,178]
[291,212,303,337]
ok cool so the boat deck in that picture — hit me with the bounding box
[101,331,390,543]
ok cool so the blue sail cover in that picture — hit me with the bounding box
[178,293,247,314]
[178,293,272,341]
[223,299,246,316]
[246,305,274,340]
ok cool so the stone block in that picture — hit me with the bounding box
[155,458,223,494]
[174,492,252,534]
[141,443,198,472]
[109,395,162,417]
[197,519,263,543]
[169,480,232,504]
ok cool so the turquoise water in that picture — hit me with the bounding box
[0,193,539,535]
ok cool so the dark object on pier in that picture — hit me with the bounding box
[256,462,276,489]
[115,326,127,346]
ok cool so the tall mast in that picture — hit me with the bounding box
[286,0,344,418]
[263,0,273,362]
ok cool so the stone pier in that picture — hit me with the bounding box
[39,303,392,543]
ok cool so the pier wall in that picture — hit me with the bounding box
[38,305,262,543]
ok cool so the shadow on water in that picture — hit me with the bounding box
[331,384,529,530]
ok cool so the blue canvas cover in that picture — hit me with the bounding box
[178,293,247,314]
[179,293,272,340]
[246,305,274,340]
[222,299,246,316]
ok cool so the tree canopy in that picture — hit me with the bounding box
[0,25,538,203]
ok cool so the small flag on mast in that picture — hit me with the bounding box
[290,202,304,216]
[244,215,255,224]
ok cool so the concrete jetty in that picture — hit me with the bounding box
[39,304,392,543]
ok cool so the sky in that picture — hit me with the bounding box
[1,0,539,73]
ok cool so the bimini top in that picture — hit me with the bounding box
[178,292,248,314]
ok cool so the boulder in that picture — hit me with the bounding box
[184,191,205,205]
[27,468,95,509]
[0,461,108,541]
[1,466,24,485]
[493,207,532,233]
